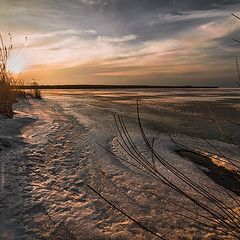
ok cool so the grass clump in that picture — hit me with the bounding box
[0,34,42,118]
[0,33,15,118]
[31,80,42,99]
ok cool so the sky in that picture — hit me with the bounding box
[1,0,240,86]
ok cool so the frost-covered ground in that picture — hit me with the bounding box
[0,88,240,240]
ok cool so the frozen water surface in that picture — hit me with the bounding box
[0,88,240,239]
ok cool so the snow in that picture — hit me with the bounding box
[0,89,239,240]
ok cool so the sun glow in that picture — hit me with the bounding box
[7,55,25,74]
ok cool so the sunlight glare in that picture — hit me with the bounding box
[7,55,25,74]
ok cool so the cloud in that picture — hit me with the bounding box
[97,34,137,43]
[21,30,139,71]
[1,0,240,86]
[151,9,229,25]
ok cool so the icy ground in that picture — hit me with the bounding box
[0,88,240,240]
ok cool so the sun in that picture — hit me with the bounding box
[7,55,25,74]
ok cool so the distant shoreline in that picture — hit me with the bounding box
[15,85,219,90]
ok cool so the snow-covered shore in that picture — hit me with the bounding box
[0,89,239,240]
[0,102,37,240]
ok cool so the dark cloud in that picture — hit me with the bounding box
[1,0,239,37]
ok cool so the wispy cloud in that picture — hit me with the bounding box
[151,9,229,25]
[97,34,137,43]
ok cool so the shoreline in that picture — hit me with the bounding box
[0,105,36,149]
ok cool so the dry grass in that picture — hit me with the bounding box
[0,33,42,118]
[0,33,15,118]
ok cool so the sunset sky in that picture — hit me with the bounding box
[1,0,240,86]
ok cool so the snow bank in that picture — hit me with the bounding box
[0,104,36,149]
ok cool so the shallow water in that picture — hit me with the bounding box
[0,88,240,240]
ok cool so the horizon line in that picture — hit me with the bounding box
[14,84,220,90]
